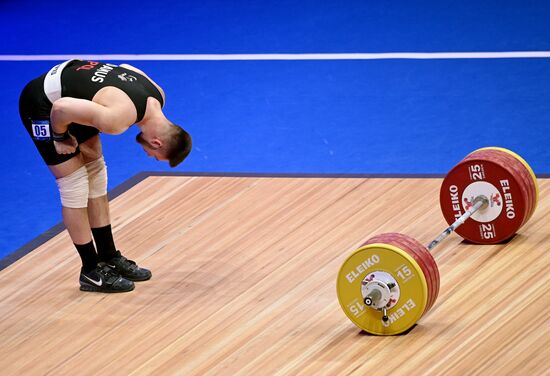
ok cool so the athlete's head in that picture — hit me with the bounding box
[136,122,192,167]
[164,123,193,167]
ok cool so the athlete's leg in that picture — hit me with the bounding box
[48,155,98,268]
[79,136,115,259]
[47,152,134,292]
[80,135,110,228]
[80,135,152,281]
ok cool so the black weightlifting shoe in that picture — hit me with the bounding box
[79,263,135,293]
[106,251,152,282]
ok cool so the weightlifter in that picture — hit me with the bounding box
[19,59,192,293]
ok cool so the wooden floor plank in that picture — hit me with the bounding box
[1,176,548,375]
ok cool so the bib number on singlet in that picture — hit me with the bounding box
[31,120,51,141]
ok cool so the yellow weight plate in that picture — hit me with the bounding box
[337,243,428,335]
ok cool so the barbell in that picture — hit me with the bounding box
[336,147,539,335]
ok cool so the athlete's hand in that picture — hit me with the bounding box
[53,133,78,154]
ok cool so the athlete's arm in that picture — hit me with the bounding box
[50,97,132,135]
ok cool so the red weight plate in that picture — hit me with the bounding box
[441,153,528,244]
[387,234,440,313]
[467,149,537,224]
[393,235,440,313]
[364,233,440,315]
[465,150,533,225]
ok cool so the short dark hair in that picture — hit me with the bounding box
[166,124,192,167]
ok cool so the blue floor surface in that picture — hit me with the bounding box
[1,1,549,261]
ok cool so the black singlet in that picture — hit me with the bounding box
[60,60,164,122]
